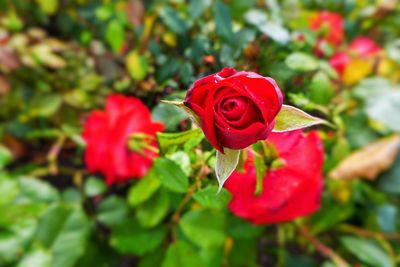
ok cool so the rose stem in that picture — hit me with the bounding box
[298,224,349,267]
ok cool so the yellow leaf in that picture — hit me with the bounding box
[162,32,177,47]
[342,58,373,85]
[329,135,400,180]
[36,0,58,15]
[377,57,396,77]
[126,50,149,81]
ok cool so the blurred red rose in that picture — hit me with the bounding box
[184,67,283,152]
[309,11,344,56]
[83,94,164,185]
[225,130,324,224]
[329,37,381,76]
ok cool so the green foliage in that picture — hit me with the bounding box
[153,158,189,193]
[96,196,129,227]
[180,209,226,248]
[84,176,106,197]
[128,170,161,206]
[285,52,319,72]
[162,241,205,267]
[341,236,391,267]
[193,186,231,210]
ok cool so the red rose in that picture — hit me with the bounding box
[184,67,283,152]
[309,11,344,56]
[329,37,381,76]
[224,130,324,224]
[83,94,164,185]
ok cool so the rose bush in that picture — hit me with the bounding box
[184,67,283,152]
[225,130,324,224]
[83,94,164,185]
[1,1,400,267]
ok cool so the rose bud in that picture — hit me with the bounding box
[225,130,324,224]
[183,67,283,152]
[309,11,344,56]
[82,94,164,185]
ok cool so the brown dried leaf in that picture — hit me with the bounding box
[329,135,400,180]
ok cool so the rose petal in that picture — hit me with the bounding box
[225,131,324,224]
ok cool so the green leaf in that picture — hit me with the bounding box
[229,0,257,18]
[128,170,161,207]
[0,144,12,169]
[35,204,90,267]
[273,105,326,132]
[309,71,334,105]
[365,91,400,132]
[136,190,170,228]
[95,6,113,21]
[33,94,63,117]
[157,128,203,154]
[189,0,211,19]
[162,241,205,267]
[220,44,234,66]
[387,39,400,64]
[259,22,290,44]
[159,7,188,34]
[376,204,397,233]
[126,50,149,81]
[19,177,59,203]
[244,9,267,25]
[17,249,52,267]
[106,19,125,53]
[62,188,82,204]
[340,236,391,267]
[153,158,188,193]
[216,148,241,193]
[0,220,37,263]
[160,100,200,127]
[0,175,18,205]
[97,196,128,226]
[180,210,226,248]
[110,220,166,256]
[152,103,188,131]
[193,186,231,210]
[233,28,256,52]
[213,1,233,42]
[200,246,224,267]
[167,151,191,176]
[84,176,106,197]
[228,238,258,267]
[36,0,58,15]
[311,203,354,234]
[227,216,264,239]
[285,52,319,72]
[251,142,268,195]
[324,136,351,172]
[138,249,165,267]
[379,154,400,195]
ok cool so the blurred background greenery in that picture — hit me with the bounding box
[1,0,400,266]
